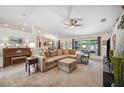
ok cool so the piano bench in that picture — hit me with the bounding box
[11,56,26,64]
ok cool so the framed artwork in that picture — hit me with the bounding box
[118,14,124,29]
[8,36,25,47]
[9,36,24,44]
[112,34,116,50]
[60,42,63,48]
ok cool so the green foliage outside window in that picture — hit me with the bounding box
[75,39,98,51]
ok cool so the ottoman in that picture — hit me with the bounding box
[58,58,77,73]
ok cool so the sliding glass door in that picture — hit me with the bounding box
[75,39,98,53]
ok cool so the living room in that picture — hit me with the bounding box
[0,5,124,87]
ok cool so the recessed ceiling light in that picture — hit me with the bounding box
[4,24,8,27]
[24,23,28,26]
[38,30,41,33]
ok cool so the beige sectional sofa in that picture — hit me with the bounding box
[37,49,78,72]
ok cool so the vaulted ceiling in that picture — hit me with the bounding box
[0,5,122,39]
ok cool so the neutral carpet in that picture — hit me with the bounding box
[0,59,103,87]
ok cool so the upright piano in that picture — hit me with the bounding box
[3,48,32,68]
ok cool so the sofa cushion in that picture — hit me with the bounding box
[64,49,69,55]
[56,55,68,60]
[69,49,76,55]
[49,50,57,57]
[68,55,77,58]
[46,56,59,62]
[46,55,68,63]
[45,61,58,66]
[44,51,50,58]
[58,49,63,56]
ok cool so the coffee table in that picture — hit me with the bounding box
[58,58,77,73]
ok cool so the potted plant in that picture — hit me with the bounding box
[109,49,124,87]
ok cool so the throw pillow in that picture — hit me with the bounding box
[49,50,57,57]
[69,49,76,55]
[44,52,50,58]
[58,49,63,56]
[64,49,69,55]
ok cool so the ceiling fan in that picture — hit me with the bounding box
[64,18,83,29]
[63,6,83,29]
[52,6,83,29]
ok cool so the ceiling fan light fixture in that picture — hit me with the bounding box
[70,25,75,29]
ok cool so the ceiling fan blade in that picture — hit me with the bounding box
[64,24,69,28]
[75,24,82,26]
[65,26,69,29]
[64,24,70,26]
[64,20,70,25]
[59,17,69,24]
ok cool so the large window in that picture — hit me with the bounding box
[75,39,98,53]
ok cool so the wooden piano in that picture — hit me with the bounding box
[3,48,32,68]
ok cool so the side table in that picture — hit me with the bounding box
[26,57,39,75]
[80,53,89,65]
[81,55,89,65]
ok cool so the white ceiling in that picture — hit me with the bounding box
[0,5,122,39]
